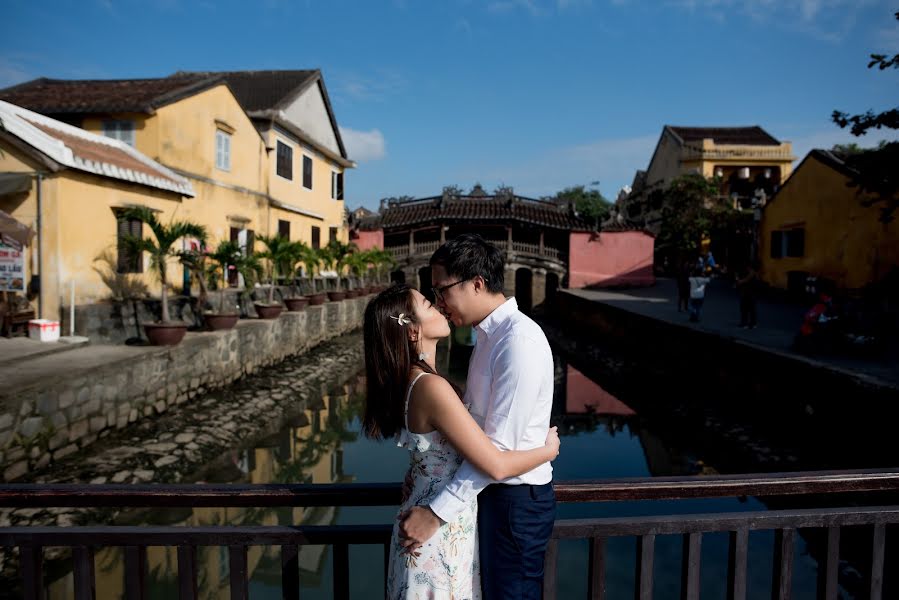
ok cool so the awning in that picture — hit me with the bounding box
[0,173,32,197]
[0,210,35,249]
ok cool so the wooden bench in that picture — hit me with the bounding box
[0,301,35,338]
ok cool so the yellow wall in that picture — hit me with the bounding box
[265,128,347,247]
[1,82,353,319]
[154,85,266,192]
[760,155,899,290]
[81,112,159,160]
[0,139,189,318]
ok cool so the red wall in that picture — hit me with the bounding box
[565,366,636,416]
[350,229,384,251]
[568,231,655,289]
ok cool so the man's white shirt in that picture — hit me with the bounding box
[429,297,554,523]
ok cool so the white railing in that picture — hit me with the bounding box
[680,146,794,161]
[386,242,561,261]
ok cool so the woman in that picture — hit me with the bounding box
[363,284,560,599]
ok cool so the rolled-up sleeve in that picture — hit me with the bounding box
[430,334,544,523]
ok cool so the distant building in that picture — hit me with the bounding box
[623,125,795,233]
[0,70,354,314]
[350,186,655,313]
[760,149,899,293]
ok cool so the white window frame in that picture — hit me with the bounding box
[103,120,135,147]
[216,129,231,172]
[302,154,313,191]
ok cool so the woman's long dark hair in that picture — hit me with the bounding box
[362,284,438,440]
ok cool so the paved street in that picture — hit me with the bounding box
[567,278,899,387]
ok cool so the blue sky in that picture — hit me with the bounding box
[3,0,898,210]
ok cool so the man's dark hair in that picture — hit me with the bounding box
[430,233,505,294]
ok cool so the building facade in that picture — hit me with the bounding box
[760,149,899,293]
[351,186,655,314]
[0,100,194,319]
[0,70,353,317]
[623,126,795,233]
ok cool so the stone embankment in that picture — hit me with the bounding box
[0,295,369,482]
[0,331,365,581]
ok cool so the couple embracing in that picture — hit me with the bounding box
[363,234,559,599]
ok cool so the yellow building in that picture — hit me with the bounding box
[0,70,355,316]
[0,100,194,319]
[624,126,795,232]
[760,149,899,292]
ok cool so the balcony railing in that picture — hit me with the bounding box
[3,469,898,599]
[680,146,795,162]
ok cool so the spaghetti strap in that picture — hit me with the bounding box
[404,372,430,431]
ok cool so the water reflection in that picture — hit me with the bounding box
[40,343,857,599]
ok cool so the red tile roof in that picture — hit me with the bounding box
[378,195,591,231]
[29,121,177,185]
[0,76,221,115]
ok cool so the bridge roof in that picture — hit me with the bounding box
[377,194,592,231]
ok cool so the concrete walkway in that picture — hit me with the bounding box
[0,337,90,368]
[567,278,899,387]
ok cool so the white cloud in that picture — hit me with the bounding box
[459,133,658,198]
[455,17,474,36]
[488,0,540,16]
[664,0,876,41]
[333,69,407,103]
[340,127,387,162]
[558,0,592,9]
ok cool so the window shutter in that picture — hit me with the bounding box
[771,231,783,259]
[303,156,313,189]
[337,172,344,200]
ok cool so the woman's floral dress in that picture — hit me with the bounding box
[387,372,480,600]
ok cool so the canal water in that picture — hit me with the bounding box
[40,338,887,599]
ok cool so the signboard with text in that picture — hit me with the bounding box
[0,243,26,293]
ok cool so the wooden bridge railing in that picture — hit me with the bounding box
[2,468,898,599]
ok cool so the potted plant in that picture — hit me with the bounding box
[120,206,207,346]
[177,246,214,330]
[371,248,397,292]
[282,240,311,312]
[300,246,327,305]
[201,240,246,330]
[254,234,292,319]
[322,240,353,301]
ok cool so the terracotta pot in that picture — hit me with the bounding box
[205,313,239,331]
[308,293,327,306]
[254,303,284,319]
[144,322,188,346]
[345,289,360,299]
[327,291,347,302]
[284,297,309,312]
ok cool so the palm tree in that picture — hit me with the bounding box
[119,206,206,324]
[206,240,245,314]
[255,234,295,305]
[321,240,356,290]
[370,248,397,284]
[299,245,323,294]
[177,247,212,326]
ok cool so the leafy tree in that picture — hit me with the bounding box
[654,173,735,256]
[545,182,613,229]
[831,10,899,222]
[119,206,206,323]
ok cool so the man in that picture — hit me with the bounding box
[399,234,556,599]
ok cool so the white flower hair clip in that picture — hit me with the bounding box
[390,313,412,326]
